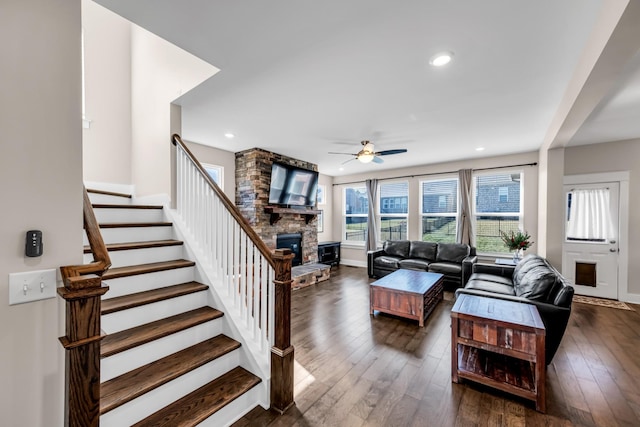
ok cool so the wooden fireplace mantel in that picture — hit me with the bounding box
[264,206,321,225]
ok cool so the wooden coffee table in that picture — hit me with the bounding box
[451,294,546,412]
[370,269,444,327]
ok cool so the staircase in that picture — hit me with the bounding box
[87,189,262,426]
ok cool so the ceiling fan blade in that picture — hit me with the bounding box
[372,156,384,164]
[375,149,408,156]
[328,152,356,156]
[341,158,357,165]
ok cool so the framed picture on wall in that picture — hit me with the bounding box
[317,210,323,233]
[317,185,326,205]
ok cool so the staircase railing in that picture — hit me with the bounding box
[172,134,294,412]
[58,186,111,427]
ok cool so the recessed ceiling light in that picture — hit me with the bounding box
[224,132,235,139]
[339,167,344,171]
[475,147,485,151]
[429,51,454,67]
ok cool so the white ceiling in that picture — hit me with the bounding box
[96,0,640,176]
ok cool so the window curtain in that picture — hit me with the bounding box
[365,179,378,253]
[456,169,475,246]
[566,188,612,240]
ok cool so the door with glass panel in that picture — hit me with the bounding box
[562,183,619,299]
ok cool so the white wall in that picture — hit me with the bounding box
[0,1,83,426]
[317,173,334,243]
[564,139,640,295]
[332,152,539,266]
[131,26,218,197]
[82,0,132,184]
[82,7,218,197]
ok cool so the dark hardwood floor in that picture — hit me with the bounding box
[233,266,640,427]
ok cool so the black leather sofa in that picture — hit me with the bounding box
[367,240,477,288]
[455,254,574,364]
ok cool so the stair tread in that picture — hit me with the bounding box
[101,306,223,358]
[87,188,132,199]
[102,281,209,315]
[102,259,195,280]
[100,334,241,414]
[93,203,164,209]
[84,239,183,254]
[98,222,173,228]
[131,367,261,427]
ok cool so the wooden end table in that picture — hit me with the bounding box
[451,294,546,412]
[370,270,444,327]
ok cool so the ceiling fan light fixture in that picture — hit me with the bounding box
[429,51,454,67]
[358,152,375,163]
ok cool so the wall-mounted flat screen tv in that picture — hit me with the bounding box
[268,162,318,207]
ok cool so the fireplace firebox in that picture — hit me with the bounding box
[276,233,302,266]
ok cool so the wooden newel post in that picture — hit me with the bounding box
[270,248,295,413]
[58,274,109,427]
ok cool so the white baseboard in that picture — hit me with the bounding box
[340,259,367,268]
[620,292,640,305]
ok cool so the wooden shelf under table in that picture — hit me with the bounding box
[451,294,546,412]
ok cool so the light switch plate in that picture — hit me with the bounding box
[9,269,57,305]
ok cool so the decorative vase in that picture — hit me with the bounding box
[513,249,523,262]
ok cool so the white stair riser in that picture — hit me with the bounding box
[101,350,240,427]
[102,293,208,334]
[102,267,195,299]
[198,384,262,427]
[88,194,132,205]
[84,245,184,268]
[101,320,223,381]
[87,226,173,245]
[94,208,165,224]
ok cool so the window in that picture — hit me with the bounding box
[343,185,368,243]
[202,163,224,188]
[420,178,458,243]
[498,187,508,203]
[474,172,522,253]
[379,181,408,241]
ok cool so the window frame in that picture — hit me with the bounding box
[419,176,459,244]
[378,180,409,242]
[472,169,524,255]
[342,184,368,246]
[202,162,224,189]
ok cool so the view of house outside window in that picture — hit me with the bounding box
[420,178,458,243]
[474,172,523,253]
[379,181,408,241]
[343,185,368,242]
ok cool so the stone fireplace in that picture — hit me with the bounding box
[235,148,319,264]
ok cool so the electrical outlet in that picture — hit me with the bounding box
[9,269,57,305]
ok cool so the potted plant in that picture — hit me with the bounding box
[500,230,533,262]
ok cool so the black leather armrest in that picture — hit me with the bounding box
[472,262,515,278]
[367,249,385,278]
[461,255,478,285]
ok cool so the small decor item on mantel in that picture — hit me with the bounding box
[500,230,533,262]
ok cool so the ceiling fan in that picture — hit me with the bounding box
[328,140,408,164]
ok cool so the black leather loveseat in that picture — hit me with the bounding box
[456,254,574,364]
[367,240,477,288]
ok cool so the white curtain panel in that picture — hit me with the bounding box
[566,188,612,240]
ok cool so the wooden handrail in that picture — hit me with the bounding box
[172,134,275,267]
[60,186,111,282]
[58,186,111,426]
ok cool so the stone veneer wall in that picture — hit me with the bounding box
[235,148,319,264]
